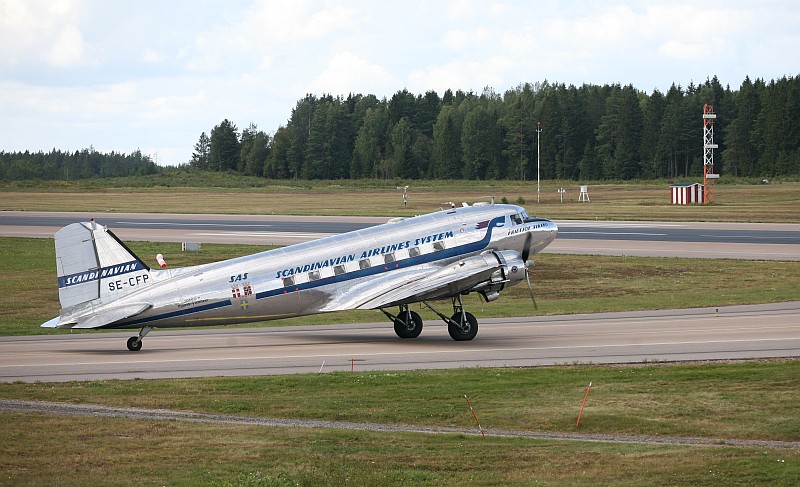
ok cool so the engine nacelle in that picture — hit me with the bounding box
[470,250,527,301]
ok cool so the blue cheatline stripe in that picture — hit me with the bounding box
[107,299,233,328]
[256,216,505,299]
[106,216,508,328]
[58,260,145,289]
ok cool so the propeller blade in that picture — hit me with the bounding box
[525,263,538,310]
[521,232,533,262]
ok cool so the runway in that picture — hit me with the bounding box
[2,302,798,382]
[1,210,798,259]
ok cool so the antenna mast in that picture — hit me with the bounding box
[702,103,718,204]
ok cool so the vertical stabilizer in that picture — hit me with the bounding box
[55,221,150,309]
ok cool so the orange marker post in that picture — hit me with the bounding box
[464,395,486,439]
[576,382,592,428]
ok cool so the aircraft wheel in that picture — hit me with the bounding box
[448,312,478,341]
[394,311,423,338]
[126,336,142,352]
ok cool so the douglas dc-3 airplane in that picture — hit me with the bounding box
[42,203,557,351]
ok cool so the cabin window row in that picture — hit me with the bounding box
[280,241,446,288]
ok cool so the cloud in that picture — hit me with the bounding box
[46,24,88,67]
[1,0,798,166]
[442,27,490,50]
[141,48,165,64]
[0,0,90,69]
[178,0,359,80]
[408,57,510,95]
[307,51,394,96]
[447,0,480,21]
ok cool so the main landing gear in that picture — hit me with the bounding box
[383,295,479,341]
[382,305,423,338]
[126,326,152,351]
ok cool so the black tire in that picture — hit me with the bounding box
[127,336,142,352]
[394,310,423,338]
[448,312,478,341]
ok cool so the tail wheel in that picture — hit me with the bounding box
[448,312,478,341]
[126,336,142,352]
[394,310,423,338]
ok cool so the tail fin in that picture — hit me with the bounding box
[55,221,151,309]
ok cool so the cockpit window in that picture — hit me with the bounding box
[510,213,523,225]
[520,210,529,220]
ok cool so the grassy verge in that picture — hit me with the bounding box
[1,414,797,486]
[1,361,799,486]
[2,177,799,222]
[2,237,798,336]
[3,361,798,440]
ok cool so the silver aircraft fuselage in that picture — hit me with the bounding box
[101,204,556,329]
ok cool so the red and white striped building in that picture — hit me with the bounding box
[671,182,704,205]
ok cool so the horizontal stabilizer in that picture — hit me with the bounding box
[41,317,66,328]
[42,302,152,330]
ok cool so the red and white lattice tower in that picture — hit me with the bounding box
[702,103,718,204]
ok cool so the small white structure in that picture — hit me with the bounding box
[578,186,590,202]
[397,185,409,207]
[671,182,704,205]
[182,242,202,252]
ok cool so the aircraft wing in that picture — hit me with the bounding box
[323,251,524,311]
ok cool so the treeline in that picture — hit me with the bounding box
[0,148,159,180]
[191,75,800,180]
[2,76,797,182]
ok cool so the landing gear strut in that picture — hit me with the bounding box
[423,295,479,341]
[126,326,152,352]
[383,305,423,338]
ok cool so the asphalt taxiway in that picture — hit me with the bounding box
[1,212,797,382]
[1,302,797,382]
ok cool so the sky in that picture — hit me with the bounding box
[1,0,798,166]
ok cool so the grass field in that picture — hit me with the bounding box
[2,176,799,222]
[2,237,798,336]
[1,412,795,486]
[1,361,799,486]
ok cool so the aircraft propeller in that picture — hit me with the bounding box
[521,232,538,310]
[524,262,538,310]
[521,232,532,262]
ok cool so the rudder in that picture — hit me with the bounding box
[55,221,151,309]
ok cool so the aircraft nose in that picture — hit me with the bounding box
[525,219,558,255]
[543,220,558,247]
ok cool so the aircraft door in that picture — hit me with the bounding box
[451,215,473,248]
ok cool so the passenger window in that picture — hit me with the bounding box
[433,241,445,251]
[282,276,295,287]
[308,270,320,281]
[359,259,371,270]
[384,253,396,264]
[409,247,421,258]
[334,265,346,276]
